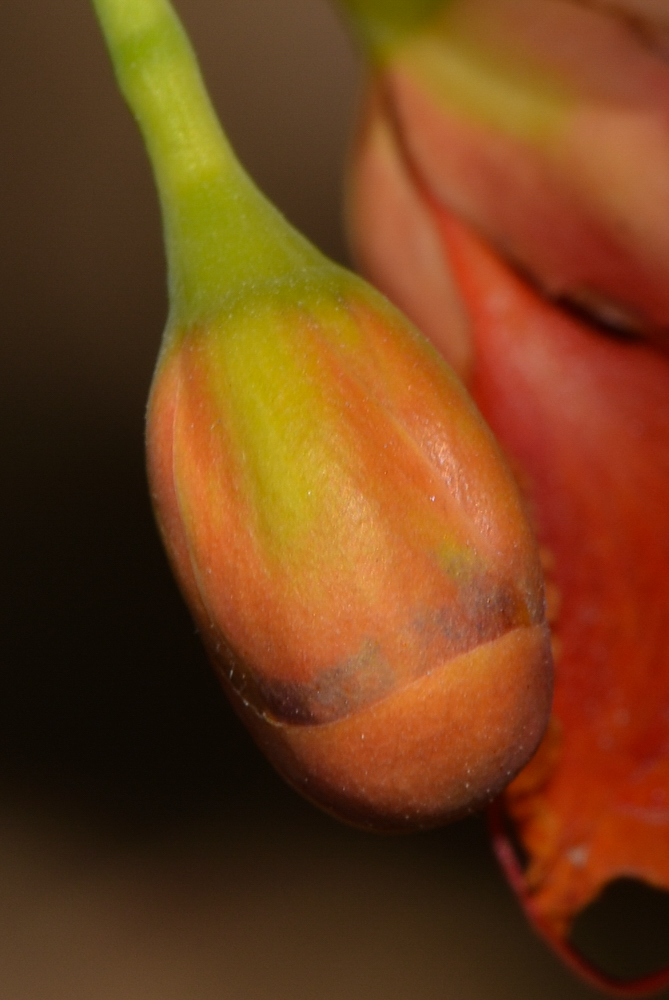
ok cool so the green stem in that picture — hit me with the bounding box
[91,0,322,324]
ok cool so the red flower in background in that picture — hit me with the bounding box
[341,0,669,991]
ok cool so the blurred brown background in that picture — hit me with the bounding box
[0,1,667,997]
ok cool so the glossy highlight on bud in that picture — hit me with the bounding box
[91,0,551,829]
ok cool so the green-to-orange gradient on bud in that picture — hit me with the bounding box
[339,0,669,347]
[90,0,552,829]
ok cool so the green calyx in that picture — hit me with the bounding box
[335,0,447,58]
[90,0,327,328]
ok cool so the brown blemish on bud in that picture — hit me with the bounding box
[209,572,540,727]
[236,623,552,830]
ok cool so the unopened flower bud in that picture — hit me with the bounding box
[92,0,551,829]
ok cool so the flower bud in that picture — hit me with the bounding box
[92,0,551,829]
[148,274,551,828]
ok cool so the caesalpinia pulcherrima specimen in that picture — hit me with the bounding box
[339,0,669,990]
[90,0,552,831]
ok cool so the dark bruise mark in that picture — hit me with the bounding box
[300,641,396,719]
[209,633,395,726]
[411,577,525,669]
[208,573,532,727]
[464,575,536,632]
[256,642,397,726]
